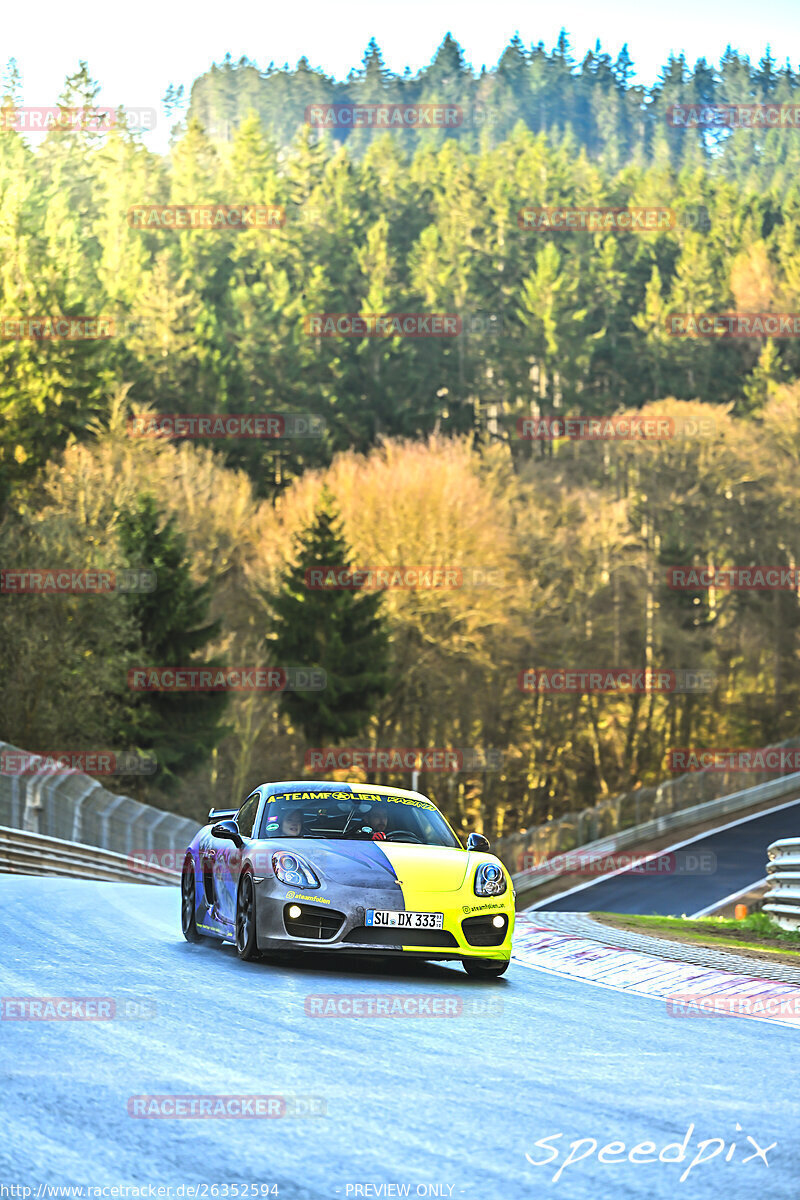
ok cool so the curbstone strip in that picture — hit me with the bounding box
[513,913,800,1027]
[526,909,800,984]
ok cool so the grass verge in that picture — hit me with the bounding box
[591,909,800,963]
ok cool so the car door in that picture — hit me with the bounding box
[196,824,229,936]
[213,790,261,930]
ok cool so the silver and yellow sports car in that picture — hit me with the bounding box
[181,780,514,977]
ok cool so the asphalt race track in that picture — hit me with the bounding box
[1,875,798,1199]
[534,798,800,916]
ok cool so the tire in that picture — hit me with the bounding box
[181,858,205,943]
[235,872,260,961]
[462,958,509,978]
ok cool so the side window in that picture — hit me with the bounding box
[236,792,260,838]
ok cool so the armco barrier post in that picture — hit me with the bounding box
[764,838,800,931]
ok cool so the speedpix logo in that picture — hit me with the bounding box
[525,1123,775,1184]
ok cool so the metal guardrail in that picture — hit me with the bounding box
[0,824,179,885]
[496,736,800,880]
[764,838,800,930]
[0,739,200,862]
[512,771,800,903]
[3,734,800,902]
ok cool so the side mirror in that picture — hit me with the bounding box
[211,820,244,849]
[466,832,491,853]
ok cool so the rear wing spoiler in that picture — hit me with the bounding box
[208,807,237,823]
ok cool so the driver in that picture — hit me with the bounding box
[280,809,304,837]
[368,807,389,840]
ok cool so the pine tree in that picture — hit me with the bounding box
[265,492,391,745]
[116,493,230,789]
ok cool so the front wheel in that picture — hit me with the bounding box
[181,859,205,943]
[235,873,260,961]
[462,958,509,979]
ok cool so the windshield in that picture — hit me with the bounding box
[257,788,460,848]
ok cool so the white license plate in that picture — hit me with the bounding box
[366,910,444,930]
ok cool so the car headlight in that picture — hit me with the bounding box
[272,851,320,889]
[474,862,507,897]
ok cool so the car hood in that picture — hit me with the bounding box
[377,842,471,892]
[255,838,472,892]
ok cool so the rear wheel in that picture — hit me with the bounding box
[235,873,260,961]
[462,958,509,978]
[181,859,205,943]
